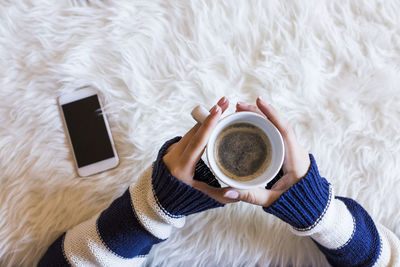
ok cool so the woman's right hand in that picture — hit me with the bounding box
[222,97,311,207]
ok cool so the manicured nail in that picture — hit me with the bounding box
[224,190,239,199]
[257,96,270,108]
[237,101,248,107]
[211,105,220,114]
[218,97,227,105]
[257,96,265,104]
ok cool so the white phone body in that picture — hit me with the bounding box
[58,87,119,176]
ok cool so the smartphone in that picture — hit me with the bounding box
[58,87,119,176]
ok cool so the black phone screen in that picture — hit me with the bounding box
[61,95,115,168]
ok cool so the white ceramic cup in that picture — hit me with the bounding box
[191,105,285,189]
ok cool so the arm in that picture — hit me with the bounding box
[39,97,233,266]
[264,154,400,266]
[38,139,223,267]
[226,98,400,266]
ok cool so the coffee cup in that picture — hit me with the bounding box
[191,105,284,189]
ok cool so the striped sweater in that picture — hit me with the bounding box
[39,138,400,266]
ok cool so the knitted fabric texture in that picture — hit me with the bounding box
[38,234,69,266]
[152,137,224,217]
[97,189,162,258]
[315,197,381,267]
[264,154,330,230]
[38,149,400,266]
[263,154,395,267]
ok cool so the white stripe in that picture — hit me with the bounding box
[130,166,185,240]
[292,190,355,250]
[63,214,146,267]
[294,186,334,232]
[373,224,400,267]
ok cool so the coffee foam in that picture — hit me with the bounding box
[215,122,272,181]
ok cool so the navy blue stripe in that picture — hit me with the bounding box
[315,197,381,267]
[38,233,70,267]
[97,189,163,258]
[193,158,221,187]
[152,137,224,216]
[264,154,330,229]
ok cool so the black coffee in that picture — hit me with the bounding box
[215,122,271,181]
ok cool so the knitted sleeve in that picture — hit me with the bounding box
[38,137,223,266]
[264,154,400,267]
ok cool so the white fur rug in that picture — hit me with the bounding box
[1,0,400,266]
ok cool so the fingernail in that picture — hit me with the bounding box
[211,105,220,114]
[257,97,270,108]
[224,190,239,199]
[237,101,248,107]
[257,96,265,104]
[218,97,227,105]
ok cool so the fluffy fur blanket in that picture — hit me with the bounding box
[1,0,399,266]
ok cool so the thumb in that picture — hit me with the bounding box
[222,187,283,207]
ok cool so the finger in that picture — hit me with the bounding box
[179,97,229,152]
[222,187,284,207]
[217,96,229,113]
[192,181,239,204]
[236,102,265,117]
[170,123,201,154]
[181,105,222,166]
[256,97,294,139]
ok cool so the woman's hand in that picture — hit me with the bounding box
[222,97,310,207]
[163,97,237,204]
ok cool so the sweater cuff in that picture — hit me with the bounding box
[264,154,332,230]
[152,137,224,217]
[193,158,222,188]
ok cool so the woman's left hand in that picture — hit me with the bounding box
[163,97,237,204]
